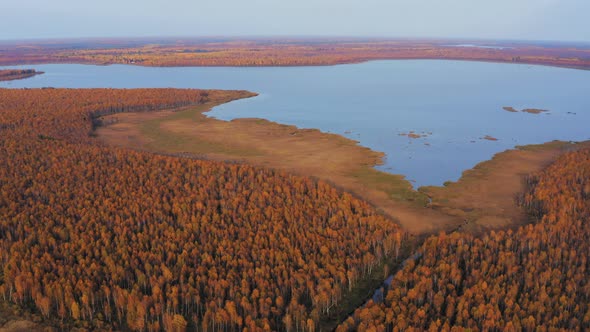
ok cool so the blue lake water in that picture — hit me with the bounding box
[1,61,589,187]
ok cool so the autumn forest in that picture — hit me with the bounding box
[0,89,405,331]
[0,32,589,332]
[0,84,588,331]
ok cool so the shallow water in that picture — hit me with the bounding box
[2,60,589,187]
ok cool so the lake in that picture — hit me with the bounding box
[1,61,589,187]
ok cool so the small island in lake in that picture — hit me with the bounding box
[521,108,549,114]
[399,131,431,139]
[0,69,43,81]
[502,106,519,113]
[481,135,499,141]
[503,106,549,114]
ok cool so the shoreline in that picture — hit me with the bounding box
[94,94,590,235]
[1,56,589,71]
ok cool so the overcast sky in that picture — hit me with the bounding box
[2,0,589,42]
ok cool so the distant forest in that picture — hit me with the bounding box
[0,38,589,69]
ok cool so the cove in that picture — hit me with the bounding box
[1,60,589,187]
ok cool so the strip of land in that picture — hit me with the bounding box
[0,69,43,81]
[420,141,590,234]
[1,38,590,70]
[95,98,590,234]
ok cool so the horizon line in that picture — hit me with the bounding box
[1,35,589,46]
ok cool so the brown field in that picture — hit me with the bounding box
[1,38,590,70]
[96,99,588,234]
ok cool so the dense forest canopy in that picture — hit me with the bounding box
[0,88,404,331]
[1,87,588,331]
